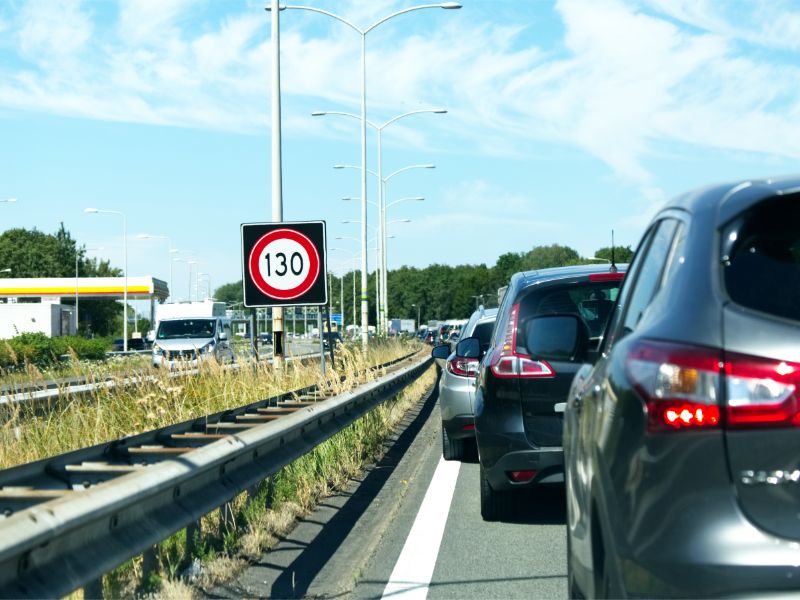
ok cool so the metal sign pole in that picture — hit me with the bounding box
[317,311,325,375]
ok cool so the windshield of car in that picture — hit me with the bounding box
[157,319,217,340]
[723,194,800,322]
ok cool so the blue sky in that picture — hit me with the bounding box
[2,0,800,302]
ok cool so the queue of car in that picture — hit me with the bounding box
[431,176,800,598]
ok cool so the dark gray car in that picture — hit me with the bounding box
[564,177,800,598]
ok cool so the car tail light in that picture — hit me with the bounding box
[627,340,800,432]
[462,423,475,431]
[508,470,537,483]
[626,340,722,432]
[489,303,555,379]
[447,356,479,377]
[725,353,800,429]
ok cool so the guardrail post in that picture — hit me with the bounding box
[184,520,201,563]
[140,546,159,591]
[83,577,104,599]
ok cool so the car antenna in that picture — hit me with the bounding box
[610,229,618,273]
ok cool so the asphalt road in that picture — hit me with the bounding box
[212,375,569,599]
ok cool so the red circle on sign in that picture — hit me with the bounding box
[248,228,321,300]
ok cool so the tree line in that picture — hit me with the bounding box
[0,225,633,335]
[216,243,634,327]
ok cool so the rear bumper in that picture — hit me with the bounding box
[480,445,563,491]
[442,414,476,440]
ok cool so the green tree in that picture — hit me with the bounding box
[0,224,123,336]
[522,244,582,270]
[593,245,635,265]
[214,280,243,306]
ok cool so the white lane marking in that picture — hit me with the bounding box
[381,456,461,600]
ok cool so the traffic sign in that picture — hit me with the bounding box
[241,221,327,307]
[331,313,343,325]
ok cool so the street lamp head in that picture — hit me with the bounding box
[5,198,17,203]
[311,111,326,116]
[333,165,346,169]
[0,268,11,273]
[440,2,462,8]
[342,197,357,201]
[136,233,153,239]
[433,109,448,113]
[83,208,98,214]
[423,164,436,169]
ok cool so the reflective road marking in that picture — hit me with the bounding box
[382,456,461,600]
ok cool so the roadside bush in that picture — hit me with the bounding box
[0,333,110,368]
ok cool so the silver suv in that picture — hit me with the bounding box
[432,307,498,460]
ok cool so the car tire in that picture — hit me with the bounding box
[480,463,512,521]
[442,427,464,461]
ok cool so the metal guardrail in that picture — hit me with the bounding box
[0,352,432,598]
[0,350,321,408]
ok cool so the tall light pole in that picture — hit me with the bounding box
[136,233,174,298]
[336,163,433,334]
[187,260,198,301]
[412,302,421,330]
[197,272,212,300]
[84,208,128,351]
[75,246,103,335]
[269,2,461,347]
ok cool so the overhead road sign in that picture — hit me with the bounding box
[242,221,327,307]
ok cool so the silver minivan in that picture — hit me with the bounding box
[151,317,235,369]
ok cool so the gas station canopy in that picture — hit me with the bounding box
[0,277,169,301]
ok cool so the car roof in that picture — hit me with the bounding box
[662,175,800,226]
[511,263,628,288]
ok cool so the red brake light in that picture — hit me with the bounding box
[589,272,625,282]
[447,356,479,377]
[508,470,537,483]
[625,340,722,432]
[725,353,800,429]
[489,303,555,379]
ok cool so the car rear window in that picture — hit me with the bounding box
[723,194,800,322]
[517,280,622,351]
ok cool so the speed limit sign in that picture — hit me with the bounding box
[241,221,327,307]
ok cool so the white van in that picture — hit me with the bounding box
[151,317,234,369]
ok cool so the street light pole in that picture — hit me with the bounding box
[315,108,445,335]
[266,0,286,363]
[84,208,127,351]
[272,2,461,347]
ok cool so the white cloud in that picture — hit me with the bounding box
[2,0,800,193]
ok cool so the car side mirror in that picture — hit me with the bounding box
[431,343,451,360]
[455,336,481,358]
[218,331,228,341]
[525,314,589,363]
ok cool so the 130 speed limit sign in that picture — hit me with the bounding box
[241,221,327,307]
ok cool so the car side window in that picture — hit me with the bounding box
[616,218,680,340]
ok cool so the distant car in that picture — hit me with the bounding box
[258,332,273,345]
[472,264,626,520]
[565,177,800,598]
[322,332,342,351]
[431,306,498,460]
[111,337,146,352]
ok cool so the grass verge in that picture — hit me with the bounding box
[99,364,437,599]
[0,339,419,470]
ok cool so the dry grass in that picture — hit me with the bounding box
[0,339,420,470]
[95,364,436,599]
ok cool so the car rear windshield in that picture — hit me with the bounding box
[516,280,621,352]
[723,194,800,322]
